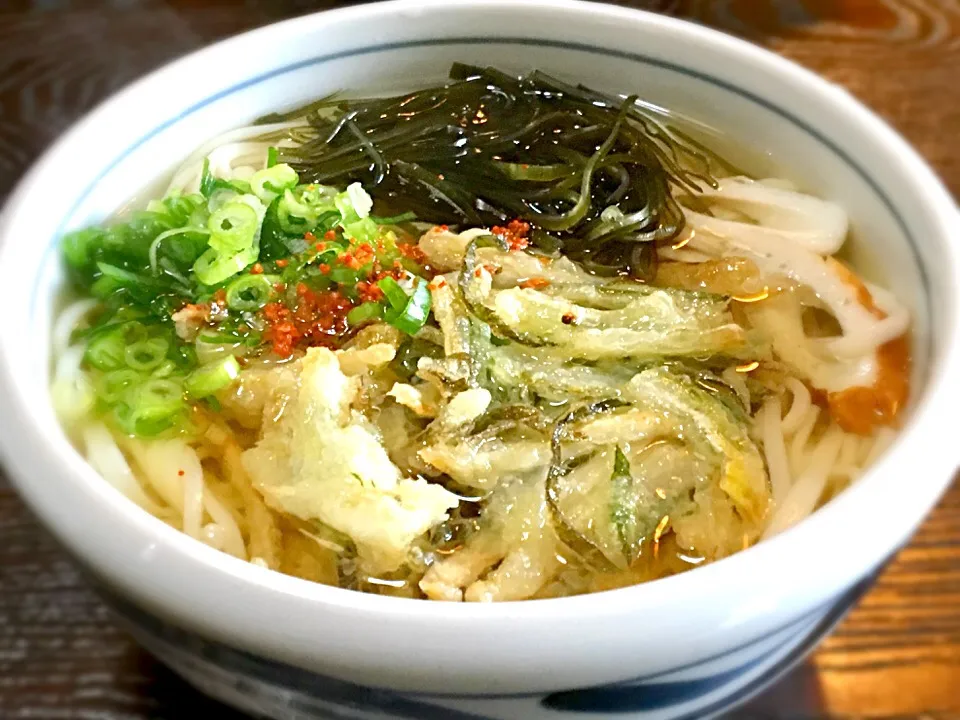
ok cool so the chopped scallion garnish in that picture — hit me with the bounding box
[225,274,275,312]
[346,301,384,327]
[184,356,241,398]
[384,278,431,335]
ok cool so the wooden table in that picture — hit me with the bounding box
[1,1,958,717]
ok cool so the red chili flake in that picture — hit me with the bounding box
[433,224,449,233]
[268,320,299,357]
[492,218,531,251]
[520,278,551,290]
[304,231,317,243]
[397,243,427,264]
[177,470,185,477]
[250,263,264,275]
[324,230,337,241]
[315,242,327,252]
[561,313,576,325]
[275,259,289,268]
[429,277,447,290]
[263,301,289,323]
[260,278,358,356]
[273,282,286,293]
[356,281,385,303]
[318,263,331,275]
[339,252,362,271]
[353,243,375,268]
[263,303,281,321]
[212,289,227,305]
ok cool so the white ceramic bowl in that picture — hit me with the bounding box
[1,1,958,718]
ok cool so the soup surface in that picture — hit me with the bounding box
[52,65,910,600]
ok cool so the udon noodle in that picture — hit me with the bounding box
[52,65,910,600]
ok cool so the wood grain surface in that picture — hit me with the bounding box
[0,1,958,718]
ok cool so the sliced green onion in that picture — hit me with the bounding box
[84,330,127,371]
[137,378,184,410]
[347,302,384,327]
[198,331,245,344]
[335,182,373,223]
[148,225,209,276]
[277,193,314,234]
[123,322,150,344]
[315,211,343,236]
[207,187,240,213]
[276,184,340,234]
[384,278,431,335]
[328,266,360,285]
[98,369,142,404]
[91,262,161,299]
[200,158,216,197]
[145,197,171,214]
[377,276,409,311]
[341,218,378,243]
[300,184,340,206]
[151,359,178,378]
[250,163,298,204]
[124,337,170,371]
[113,377,184,436]
[225,274,275,311]
[267,147,279,168]
[280,187,319,218]
[172,342,198,369]
[62,227,105,279]
[313,245,340,264]
[207,201,259,254]
[193,246,257,286]
[184,356,241,397]
[200,159,252,199]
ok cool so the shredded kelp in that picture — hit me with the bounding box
[259,64,733,279]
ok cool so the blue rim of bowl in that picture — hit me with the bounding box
[35,36,931,337]
[539,572,876,716]
[96,568,876,717]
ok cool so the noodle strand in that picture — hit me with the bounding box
[763,424,844,539]
[760,397,792,504]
